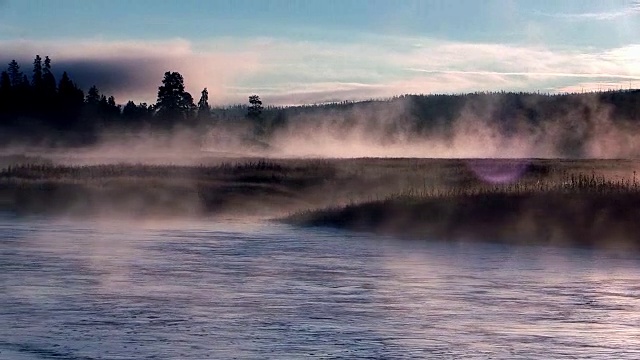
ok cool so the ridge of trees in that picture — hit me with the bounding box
[1,54,640,148]
[0,56,222,144]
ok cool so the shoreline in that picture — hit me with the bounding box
[284,191,640,250]
[2,156,640,250]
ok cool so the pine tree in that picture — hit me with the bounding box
[7,60,22,87]
[29,55,46,115]
[122,100,138,118]
[247,94,263,119]
[40,56,57,121]
[32,55,43,88]
[122,100,148,124]
[197,87,211,121]
[85,85,100,106]
[106,96,121,118]
[58,71,75,99]
[42,56,56,95]
[107,95,117,109]
[56,71,85,129]
[247,94,264,137]
[155,71,195,124]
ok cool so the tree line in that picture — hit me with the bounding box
[0,55,265,145]
[1,54,640,151]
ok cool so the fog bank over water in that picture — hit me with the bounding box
[0,87,638,162]
[76,92,640,161]
[268,91,640,159]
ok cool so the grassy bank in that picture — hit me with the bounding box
[285,169,640,249]
[2,155,640,249]
[0,160,334,217]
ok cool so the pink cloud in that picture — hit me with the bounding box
[1,37,639,106]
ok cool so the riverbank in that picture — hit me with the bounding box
[2,156,640,250]
[285,190,640,250]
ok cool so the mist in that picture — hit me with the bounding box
[3,90,635,163]
[240,91,640,159]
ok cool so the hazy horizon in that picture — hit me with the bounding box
[2,0,640,106]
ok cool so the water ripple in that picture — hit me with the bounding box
[1,218,640,359]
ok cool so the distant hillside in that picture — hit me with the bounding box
[2,56,640,154]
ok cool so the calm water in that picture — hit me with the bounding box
[1,216,640,359]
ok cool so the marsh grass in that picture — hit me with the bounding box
[3,156,640,249]
[0,159,331,217]
[285,164,640,249]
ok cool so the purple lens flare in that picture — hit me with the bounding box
[466,158,530,184]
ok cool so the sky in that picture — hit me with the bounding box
[1,0,640,105]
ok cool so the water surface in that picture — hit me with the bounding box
[1,216,640,359]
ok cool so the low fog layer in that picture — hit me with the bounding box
[266,92,640,159]
[2,91,640,163]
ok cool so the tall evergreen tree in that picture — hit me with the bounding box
[42,56,56,95]
[107,95,117,110]
[121,101,149,125]
[247,94,263,119]
[30,55,46,115]
[82,85,103,126]
[198,88,210,111]
[197,87,211,121]
[58,72,76,98]
[56,71,85,129]
[122,100,138,118]
[85,85,100,106]
[32,55,43,88]
[106,96,121,119]
[155,71,194,124]
[247,94,264,137]
[7,60,23,87]
[94,94,120,120]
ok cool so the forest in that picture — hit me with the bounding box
[1,55,640,152]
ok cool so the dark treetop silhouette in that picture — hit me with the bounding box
[0,55,639,154]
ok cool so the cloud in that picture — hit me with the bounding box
[534,1,640,21]
[390,41,640,94]
[239,38,640,104]
[257,72,527,106]
[406,68,640,81]
[1,36,639,106]
[395,41,640,77]
[0,39,262,104]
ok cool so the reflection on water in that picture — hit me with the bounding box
[1,216,640,359]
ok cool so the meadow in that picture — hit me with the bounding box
[1,154,639,248]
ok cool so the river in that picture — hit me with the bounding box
[1,216,640,359]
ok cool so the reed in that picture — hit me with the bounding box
[284,168,640,249]
[3,157,640,249]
